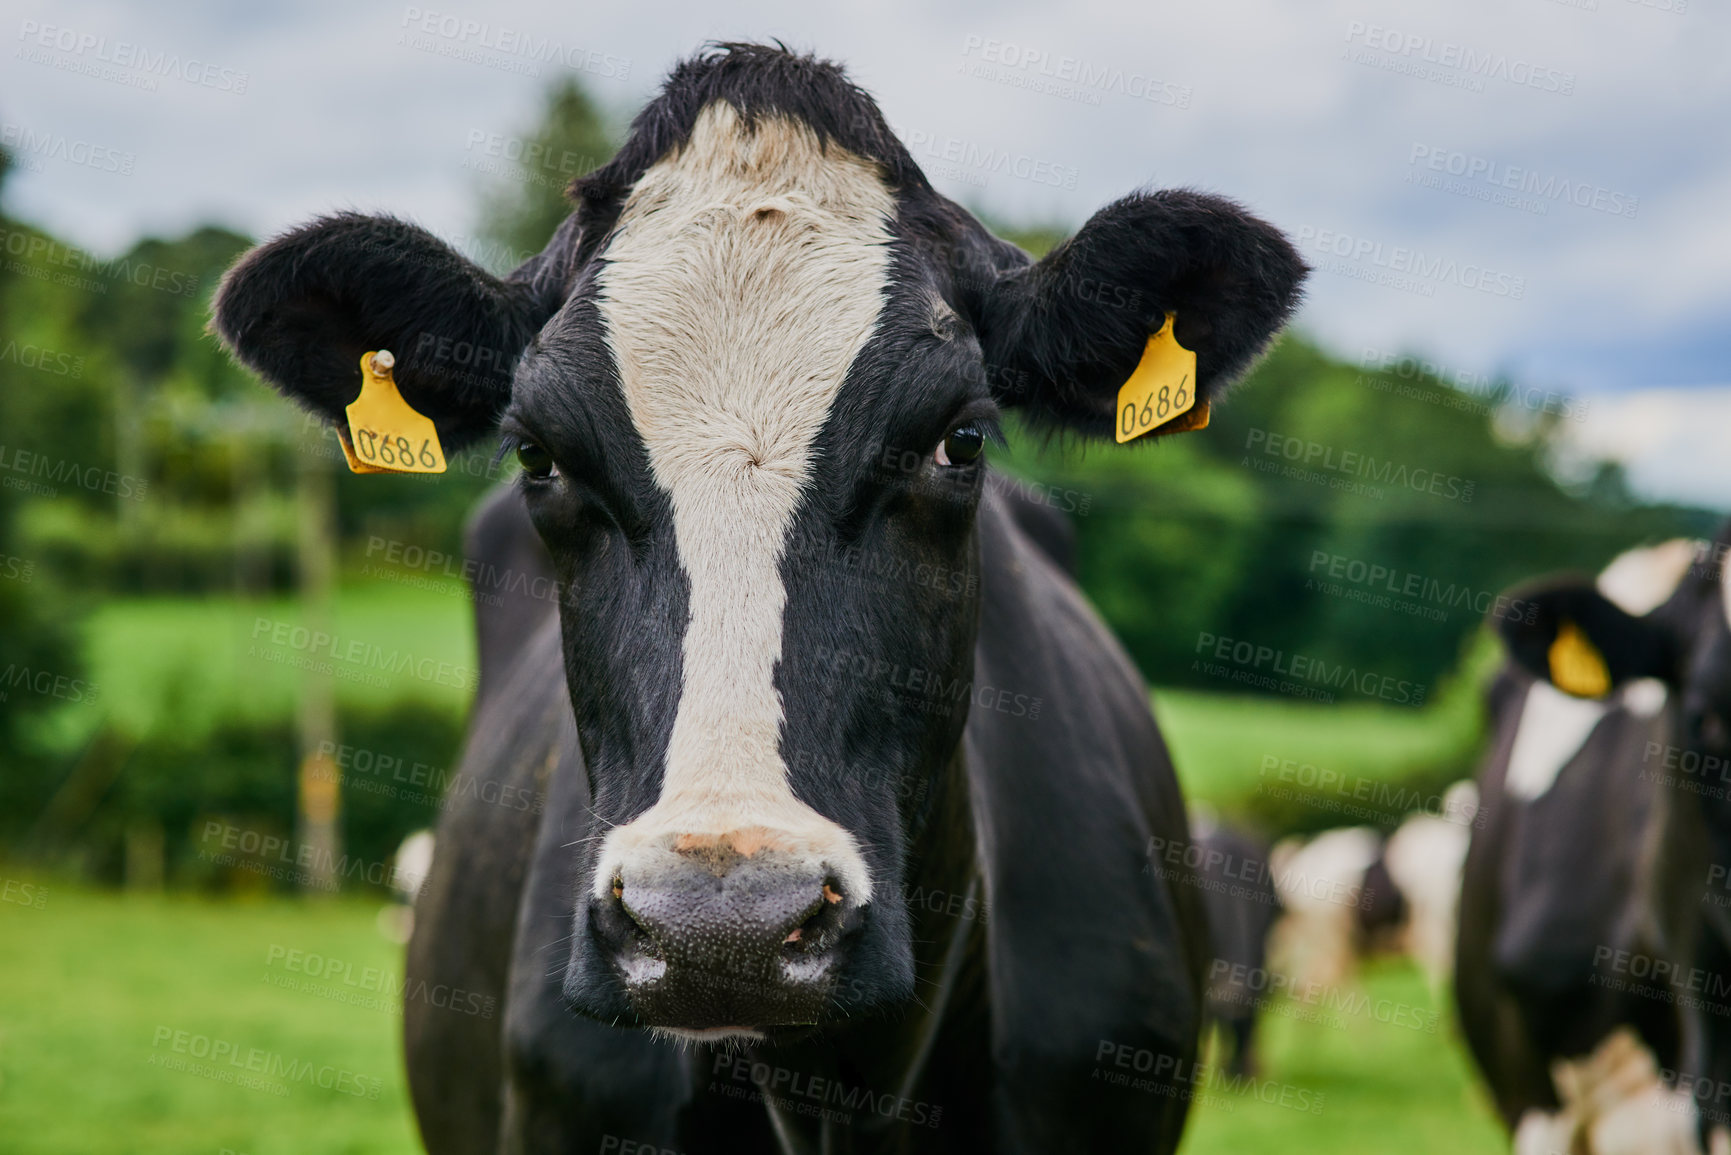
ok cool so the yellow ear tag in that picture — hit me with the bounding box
[1548,619,1611,699]
[342,350,447,474]
[1115,312,1204,444]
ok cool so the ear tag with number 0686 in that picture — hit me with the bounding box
[1115,312,1207,444]
[341,350,447,474]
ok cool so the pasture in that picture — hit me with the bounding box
[0,881,1507,1154]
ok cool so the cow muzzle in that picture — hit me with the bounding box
[588,828,866,1029]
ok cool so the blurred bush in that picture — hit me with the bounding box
[10,702,461,893]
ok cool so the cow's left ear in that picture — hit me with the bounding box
[1495,580,1681,698]
[968,190,1307,438]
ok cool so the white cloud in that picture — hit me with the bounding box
[1557,385,1731,507]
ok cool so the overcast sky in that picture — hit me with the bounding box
[4,0,1727,503]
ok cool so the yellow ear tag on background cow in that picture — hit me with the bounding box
[342,350,447,474]
[1548,619,1611,699]
[1115,312,1204,444]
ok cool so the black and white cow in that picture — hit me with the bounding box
[213,44,1305,1153]
[1191,818,1283,1077]
[1456,537,1731,1154]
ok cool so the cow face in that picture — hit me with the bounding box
[213,44,1305,1040]
[1483,542,1728,1060]
[1496,531,1731,820]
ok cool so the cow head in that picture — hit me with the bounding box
[213,44,1305,1041]
[1479,541,1722,1052]
[1495,530,1731,800]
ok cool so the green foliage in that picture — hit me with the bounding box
[0,172,90,765]
[995,333,1714,692]
[476,78,616,267]
[7,702,460,890]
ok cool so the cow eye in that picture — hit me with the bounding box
[516,441,556,480]
[934,424,985,468]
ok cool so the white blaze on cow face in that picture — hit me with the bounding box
[1505,682,1612,801]
[1721,550,1731,631]
[1596,538,1699,616]
[589,102,895,904]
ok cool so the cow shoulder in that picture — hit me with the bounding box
[964,488,1204,1132]
[404,614,571,1153]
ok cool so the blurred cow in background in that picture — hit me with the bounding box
[1456,538,1721,1155]
[1269,825,1385,992]
[1266,784,1477,1001]
[1190,812,1282,1076]
[1385,780,1480,998]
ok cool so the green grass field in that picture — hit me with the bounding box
[0,883,418,1155]
[78,581,476,742]
[0,883,1508,1154]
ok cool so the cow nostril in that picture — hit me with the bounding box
[608,880,659,948]
[782,878,847,954]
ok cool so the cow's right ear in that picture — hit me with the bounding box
[212,212,577,452]
[1495,579,1681,698]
